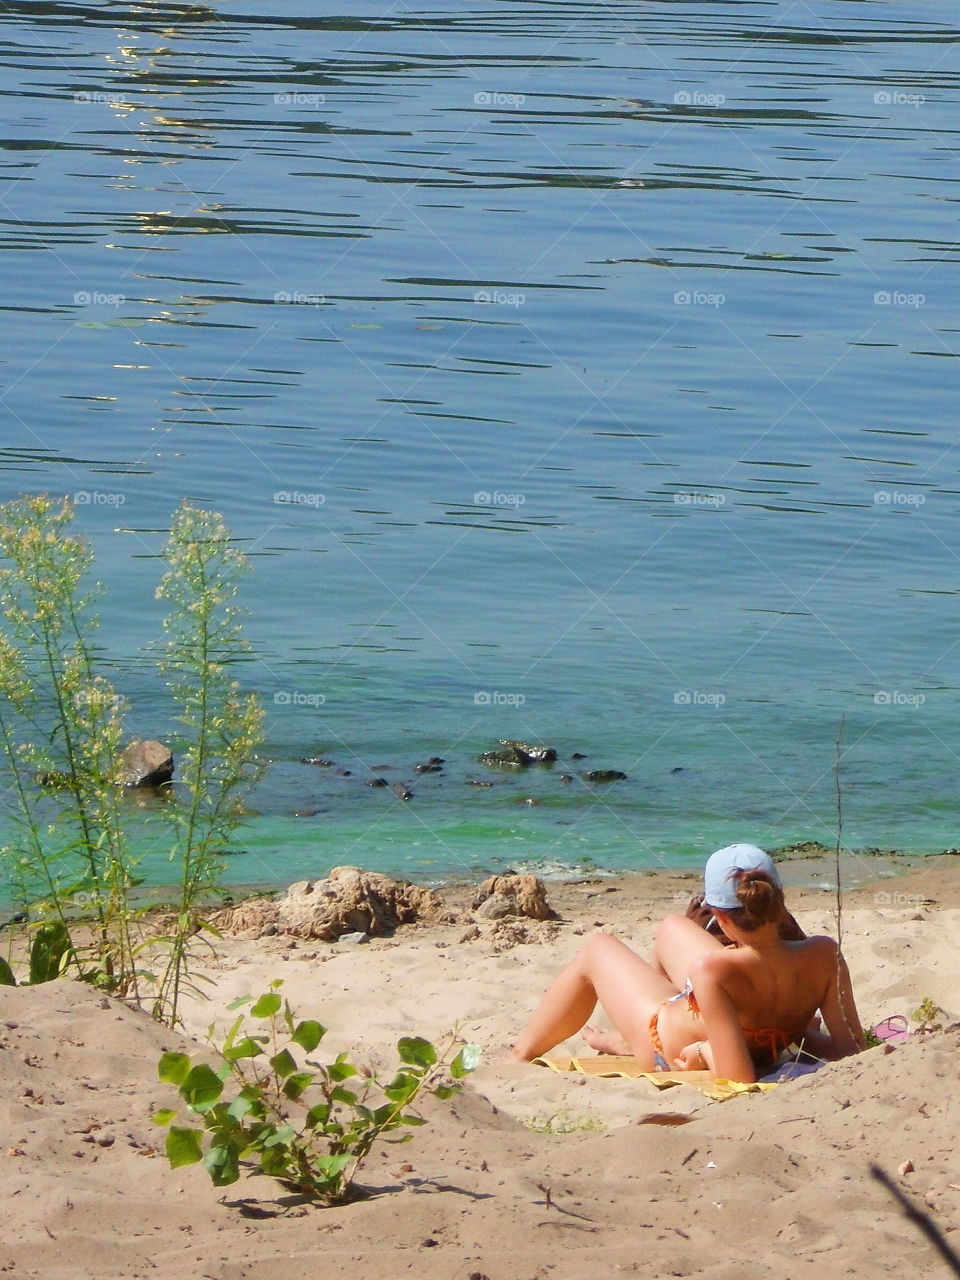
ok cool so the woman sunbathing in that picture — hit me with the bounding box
[511,843,866,1083]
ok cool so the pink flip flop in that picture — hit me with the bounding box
[872,1015,910,1043]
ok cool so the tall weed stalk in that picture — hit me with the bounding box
[151,503,263,1025]
[0,496,137,990]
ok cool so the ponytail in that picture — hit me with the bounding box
[724,869,785,931]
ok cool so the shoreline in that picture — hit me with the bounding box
[4,846,958,929]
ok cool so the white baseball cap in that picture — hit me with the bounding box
[703,843,780,910]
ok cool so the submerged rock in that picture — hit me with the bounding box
[116,740,174,788]
[500,740,557,763]
[479,746,527,768]
[582,769,627,783]
[472,874,556,921]
[479,740,558,769]
[771,841,832,857]
[391,783,414,801]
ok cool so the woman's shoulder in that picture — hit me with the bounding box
[794,933,840,956]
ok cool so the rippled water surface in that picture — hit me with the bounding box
[1,0,958,890]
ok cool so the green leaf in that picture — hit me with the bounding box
[224,1036,265,1061]
[260,1126,297,1158]
[151,1108,178,1126]
[291,1019,325,1053]
[269,1048,297,1079]
[330,1085,358,1105]
[305,1103,331,1129]
[327,1059,357,1082]
[397,1037,436,1070]
[451,1043,482,1078]
[28,921,71,985]
[383,1077,419,1105]
[202,1141,240,1187]
[166,1126,203,1169]
[182,1063,224,1111]
[314,1152,351,1179]
[0,957,16,987]
[226,994,253,1012]
[158,1051,192,1086]
[221,1013,245,1055]
[227,1093,256,1121]
[282,1071,314,1102]
[259,1144,293,1178]
[372,1102,402,1126]
[432,1083,460,1100]
[250,992,282,1019]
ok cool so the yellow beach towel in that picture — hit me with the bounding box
[532,1055,779,1102]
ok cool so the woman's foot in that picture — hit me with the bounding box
[581,1024,631,1055]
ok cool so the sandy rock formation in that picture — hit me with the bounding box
[207,897,279,939]
[472,874,555,921]
[278,867,445,939]
[213,866,445,942]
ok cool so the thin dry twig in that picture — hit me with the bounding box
[834,715,845,952]
[870,1163,960,1277]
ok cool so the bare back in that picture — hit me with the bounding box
[657,934,851,1069]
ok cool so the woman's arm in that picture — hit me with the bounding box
[687,956,756,1083]
[818,943,867,1057]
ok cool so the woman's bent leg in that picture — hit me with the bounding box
[652,915,726,987]
[511,933,676,1067]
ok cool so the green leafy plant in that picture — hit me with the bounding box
[153,981,481,1204]
[0,495,263,1020]
[911,996,945,1028]
[0,920,72,987]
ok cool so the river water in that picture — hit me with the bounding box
[1,0,958,893]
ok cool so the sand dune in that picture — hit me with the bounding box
[2,865,958,1279]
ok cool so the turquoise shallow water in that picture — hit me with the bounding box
[1,0,959,896]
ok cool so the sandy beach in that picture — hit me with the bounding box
[2,860,959,1279]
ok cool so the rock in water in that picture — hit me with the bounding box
[116,740,174,788]
[479,746,528,768]
[582,769,627,783]
[479,740,558,769]
[472,874,556,920]
[499,739,558,763]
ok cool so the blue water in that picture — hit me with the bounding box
[1,0,958,895]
